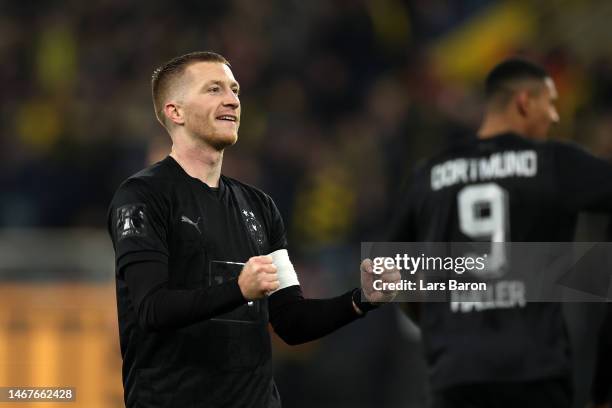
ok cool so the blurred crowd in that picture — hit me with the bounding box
[3,2,612,407]
[2,0,612,254]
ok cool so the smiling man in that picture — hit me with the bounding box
[107,51,399,408]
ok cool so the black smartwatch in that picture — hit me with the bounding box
[351,288,380,315]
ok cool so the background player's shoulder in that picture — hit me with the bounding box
[543,138,589,154]
[431,132,552,162]
[529,138,597,169]
[421,137,480,168]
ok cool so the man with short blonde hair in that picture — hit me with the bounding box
[108,51,399,408]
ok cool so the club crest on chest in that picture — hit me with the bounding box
[241,209,265,247]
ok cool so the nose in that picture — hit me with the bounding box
[223,90,240,109]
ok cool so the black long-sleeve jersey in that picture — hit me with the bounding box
[108,156,361,408]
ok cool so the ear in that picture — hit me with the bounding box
[164,102,185,126]
[515,91,530,118]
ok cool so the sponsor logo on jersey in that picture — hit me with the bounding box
[181,215,202,234]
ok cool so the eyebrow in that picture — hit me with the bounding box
[201,80,240,91]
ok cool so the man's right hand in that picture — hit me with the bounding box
[237,255,279,300]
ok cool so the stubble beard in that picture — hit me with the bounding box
[189,114,239,151]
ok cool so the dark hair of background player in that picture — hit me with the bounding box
[484,58,549,108]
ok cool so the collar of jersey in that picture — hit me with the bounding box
[166,155,226,197]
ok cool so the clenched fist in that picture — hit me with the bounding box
[361,258,401,303]
[238,255,279,300]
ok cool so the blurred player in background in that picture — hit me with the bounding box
[107,51,399,408]
[391,58,612,408]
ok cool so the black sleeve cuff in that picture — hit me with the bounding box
[351,288,380,316]
[226,278,248,305]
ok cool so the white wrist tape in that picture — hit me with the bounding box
[268,249,299,294]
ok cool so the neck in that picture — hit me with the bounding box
[169,140,224,187]
[477,112,524,140]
